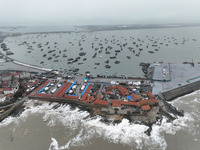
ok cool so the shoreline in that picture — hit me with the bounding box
[0,33,52,73]
[1,25,200,77]
[0,61,194,137]
[0,26,199,131]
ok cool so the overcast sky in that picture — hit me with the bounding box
[1,0,200,26]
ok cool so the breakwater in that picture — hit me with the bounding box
[0,100,25,122]
[161,80,200,101]
[13,60,52,72]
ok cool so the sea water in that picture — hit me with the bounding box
[0,91,200,150]
[1,26,200,77]
[0,26,200,150]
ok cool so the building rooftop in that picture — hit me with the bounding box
[141,105,150,111]
[29,79,158,115]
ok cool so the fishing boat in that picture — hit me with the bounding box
[105,65,111,69]
[109,56,116,59]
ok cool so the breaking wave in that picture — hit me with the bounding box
[0,96,199,150]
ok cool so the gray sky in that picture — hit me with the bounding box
[1,0,200,25]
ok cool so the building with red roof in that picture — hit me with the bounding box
[64,95,79,100]
[139,99,158,106]
[80,84,93,101]
[112,100,122,107]
[6,93,13,99]
[27,81,39,86]
[146,92,155,99]
[12,73,19,76]
[117,85,129,95]
[130,93,140,101]
[93,95,109,107]
[35,80,49,92]
[141,105,150,111]
[107,85,129,96]
[104,91,112,95]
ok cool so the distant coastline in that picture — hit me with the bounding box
[77,23,200,32]
[1,23,200,34]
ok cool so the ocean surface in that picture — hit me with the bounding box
[0,26,200,150]
[1,26,200,77]
[0,91,200,150]
[0,25,82,33]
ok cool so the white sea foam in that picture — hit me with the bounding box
[170,89,200,104]
[0,101,58,128]
[0,98,199,150]
[49,138,59,150]
[48,114,195,150]
[47,97,200,150]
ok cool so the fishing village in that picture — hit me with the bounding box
[2,28,200,135]
[1,0,200,149]
[0,54,187,135]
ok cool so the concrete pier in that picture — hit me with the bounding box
[161,80,200,101]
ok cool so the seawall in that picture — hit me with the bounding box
[0,100,25,122]
[161,80,200,101]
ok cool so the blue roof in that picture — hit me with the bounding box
[36,73,41,76]
[127,95,133,100]
[65,81,76,94]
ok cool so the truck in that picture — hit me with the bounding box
[57,84,62,88]
[80,85,85,91]
[51,88,57,94]
[44,87,49,91]
[72,85,77,90]
[68,90,73,94]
